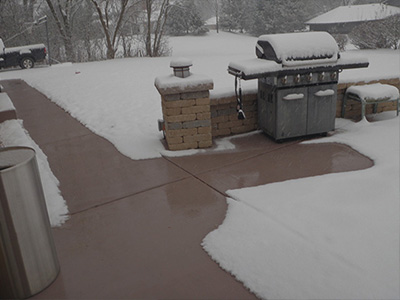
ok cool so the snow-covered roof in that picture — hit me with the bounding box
[306,4,400,25]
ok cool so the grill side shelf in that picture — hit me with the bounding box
[228,61,369,80]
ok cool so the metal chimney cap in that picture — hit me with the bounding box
[170,58,193,68]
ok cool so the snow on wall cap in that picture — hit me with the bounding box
[347,83,399,101]
[170,58,193,68]
[258,32,339,66]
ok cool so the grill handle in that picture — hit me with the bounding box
[282,93,304,101]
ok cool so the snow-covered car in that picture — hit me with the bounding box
[0,38,46,70]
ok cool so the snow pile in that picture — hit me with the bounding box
[0,120,69,227]
[0,92,16,112]
[339,49,400,83]
[169,57,192,68]
[347,83,399,101]
[258,32,339,66]
[203,114,399,299]
[155,73,213,92]
[5,44,46,54]
[229,51,370,79]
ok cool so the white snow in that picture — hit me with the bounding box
[0,120,69,227]
[169,57,192,68]
[5,44,45,54]
[229,58,281,77]
[229,51,369,78]
[0,92,16,112]
[155,73,213,92]
[314,89,335,97]
[258,32,339,66]
[340,49,400,83]
[282,93,304,100]
[306,4,400,25]
[347,83,399,101]
[0,31,259,160]
[203,114,399,299]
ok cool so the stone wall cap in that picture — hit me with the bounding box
[155,74,214,95]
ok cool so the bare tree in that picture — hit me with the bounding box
[44,0,81,62]
[350,15,400,49]
[143,0,170,57]
[0,0,41,46]
[90,0,133,59]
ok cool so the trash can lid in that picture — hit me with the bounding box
[0,146,35,172]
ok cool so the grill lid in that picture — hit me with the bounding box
[256,32,339,67]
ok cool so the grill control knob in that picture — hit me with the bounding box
[306,73,313,82]
[281,76,288,85]
[318,72,325,81]
[331,72,337,80]
[294,74,301,83]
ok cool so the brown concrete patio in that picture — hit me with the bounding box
[1,79,373,299]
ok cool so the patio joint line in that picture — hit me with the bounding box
[67,175,192,216]
[161,141,303,201]
[38,132,95,148]
[196,142,300,176]
[162,156,230,199]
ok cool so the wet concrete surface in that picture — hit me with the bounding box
[1,79,373,299]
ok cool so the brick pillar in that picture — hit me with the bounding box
[154,61,214,151]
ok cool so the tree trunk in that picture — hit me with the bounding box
[45,0,75,62]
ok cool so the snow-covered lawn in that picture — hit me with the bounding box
[203,114,399,299]
[0,31,398,160]
[0,31,399,298]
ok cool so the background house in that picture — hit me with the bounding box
[306,3,400,34]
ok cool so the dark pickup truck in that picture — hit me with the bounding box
[0,38,46,69]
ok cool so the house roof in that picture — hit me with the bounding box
[306,3,400,25]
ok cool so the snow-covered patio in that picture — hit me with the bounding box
[0,31,399,299]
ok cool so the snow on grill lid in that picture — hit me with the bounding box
[256,32,339,67]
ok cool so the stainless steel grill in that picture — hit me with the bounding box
[228,32,369,141]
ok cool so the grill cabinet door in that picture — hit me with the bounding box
[276,87,308,139]
[307,84,337,135]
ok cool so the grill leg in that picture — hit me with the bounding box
[361,101,366,120]
[341,94,348,118]
[373,103,378,114]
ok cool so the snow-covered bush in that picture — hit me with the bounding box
[332,34,348,51]
[166,0,207,36]
[349,15,400,50]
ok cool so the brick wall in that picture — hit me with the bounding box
[210,93,258,138]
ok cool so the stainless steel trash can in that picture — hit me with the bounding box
[0,146,59,299]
